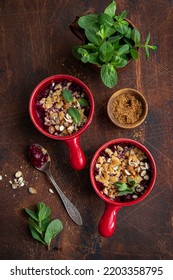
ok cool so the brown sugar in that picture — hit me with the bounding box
[111,93,143,125]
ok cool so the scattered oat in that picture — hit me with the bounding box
[0,175,2,181]
[28,187,37,194]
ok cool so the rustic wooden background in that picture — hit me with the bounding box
[0,0,173,260]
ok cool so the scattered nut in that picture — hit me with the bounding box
[49,188,54,194]
[15,171,22,178]
[28,187,37,194]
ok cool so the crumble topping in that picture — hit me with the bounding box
[94,144,151,202]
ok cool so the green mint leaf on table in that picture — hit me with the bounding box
[101,63,117,88]
[25,208,38,222]
[29,225,46,245]
[25,202,63,250]
[104,0,116,18]
[62,89,73,103]
[44,219,63,250]
[28,217,43,235]
[78,14,98,29]
[37,203,51,221]
[78,98,89,107]
[40,216,51,232]
[145,46,150,59]
[68,107,81,123]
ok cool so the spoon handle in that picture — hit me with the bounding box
[46,171,83,226]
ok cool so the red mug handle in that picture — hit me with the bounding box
[98,203,121,237]
[64,136,86,170]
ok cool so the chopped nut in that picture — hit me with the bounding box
[28,187,37,194]
[141,170,147,177]
[15,171,22,178]
[49,188,54,194]
[144,175,149,180]
[12,183,18,189]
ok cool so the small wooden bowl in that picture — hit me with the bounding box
[107,88,148,129]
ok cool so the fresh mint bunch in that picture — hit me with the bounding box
[25,202,63,250]
[72,0,157,88]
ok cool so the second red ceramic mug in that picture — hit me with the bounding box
[90,138,156,237]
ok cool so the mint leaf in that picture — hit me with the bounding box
[78,48,90,63]
[78,14,98,29]
[68,107,81,123]
[25,208,38,222]
[114,181,128,191]
[115,21,129,34]
[78,98,89,107]
[28,217,43,234]
[99,42,114,63]
[131,28,141,45]
[37,203,51,222]
[98,13,114,27]
[145,33,150,45]
[117,44,129,55]
[29,225,46,245]
[97,24,115,39]
[72,45,82,60]
[85,29,102,46]
[104,1,116,18]
[88,52,100,64]
[44,219,63,250]
[62,89,73,103]
[130,48,139,60]
[25,202,63,250]
[101,63,117,88]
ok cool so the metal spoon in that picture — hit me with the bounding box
[29,144,82,226]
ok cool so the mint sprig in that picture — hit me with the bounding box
[25,202,63,250]
[114,178,136,196]
[73,0,157,88]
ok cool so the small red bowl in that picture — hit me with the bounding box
[90,138,156,237]
[29,74,94,170]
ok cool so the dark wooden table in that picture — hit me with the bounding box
[0,0,173,260]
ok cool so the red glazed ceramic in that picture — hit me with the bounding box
[90,138,156,237]
[29,74,94,170]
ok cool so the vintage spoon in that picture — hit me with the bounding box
[29,144,82,226]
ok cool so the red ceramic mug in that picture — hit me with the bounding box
[29,74,94,170]
[90,138,156,237]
